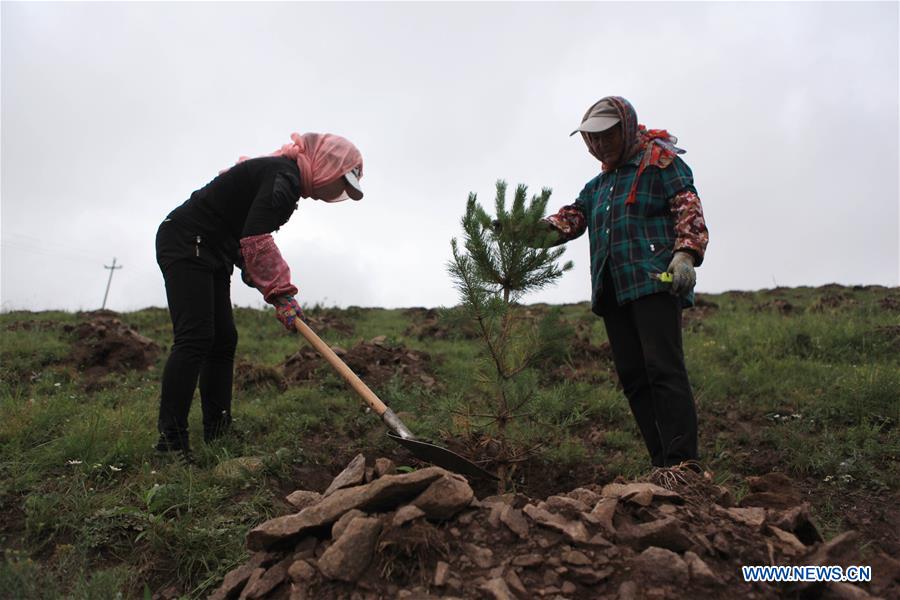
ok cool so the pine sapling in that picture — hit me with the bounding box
[448,180,573,490]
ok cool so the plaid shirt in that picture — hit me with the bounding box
[547,153,708,315]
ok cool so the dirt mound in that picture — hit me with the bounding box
[873,325,900,351]
[304,312,355,337]
[342,337,437,389]
[752,299,797,315]
[282,337,438,390]
[235,361,287,391]
[210,460,895,600]
[683,296,719,329]
[549,334,615,384]
[403,309,479,341]
[283,349,323,385]
[811,292,856,312]
[64,315,160,380]
[879,294,900,312]
[4,319,60,332]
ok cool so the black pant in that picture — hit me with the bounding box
[599,268,698,467]
[156,221,237,448]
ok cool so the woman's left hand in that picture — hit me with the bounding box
[667,251,696,296]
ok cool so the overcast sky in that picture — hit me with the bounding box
[2,1,898,313]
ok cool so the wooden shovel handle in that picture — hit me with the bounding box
[293,318,388,416]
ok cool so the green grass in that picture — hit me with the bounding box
[0,285,898,597]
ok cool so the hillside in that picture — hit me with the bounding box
[0,284,897,598]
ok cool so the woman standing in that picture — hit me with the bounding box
[545,96,709,472]
[154,132,364,457]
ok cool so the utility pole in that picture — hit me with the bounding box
[101,257,123,310]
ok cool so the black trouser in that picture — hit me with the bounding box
[599,268,698,467]
[156,220,237,448]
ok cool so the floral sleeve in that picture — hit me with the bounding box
[543,205,587,244]
[670,190,709,266]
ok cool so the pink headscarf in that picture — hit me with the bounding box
[225,132,363,198]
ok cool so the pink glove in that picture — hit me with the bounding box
[273,295,304,331]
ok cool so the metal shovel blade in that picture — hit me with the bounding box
[387,431,499,481]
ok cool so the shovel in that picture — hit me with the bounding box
[293,319,498,481]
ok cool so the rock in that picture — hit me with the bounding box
[561,581,577,595]
[771,503,822,545]
[292,537,317,560]
[288,582,308,600]
[567,487,601,507]
[712,532,732,556]
[684,551,722,586]
[523,503,590,544]
[488,503,504,528]
[587,533,613,547]
[601,482,682,504]
[393,504,426,527]
[480,577,515,600]
[285,490,322,512]
[433,560,450,586]
[803,531,861,567]
[567,565,614,585]
[374,457,396,477]
[629,488,654,506]
[237,569,265,600]
[240,556,292,599]
[561,550,591,566]
[287,559,316,583]
[247,467,446,550]
[209,552,277,600]
[482,493,517,506]
[364,467,376,483]
[723,506,766,530]
[411,473,474,519]
[214,457,265,479]
[618,516,694,552]
[546,495,590,514]
[820,582,875,599]
[714,486,734,507]
[323,453,367,497]
[511,553,543,568]
[768,525,806,555]
[464,543,494,569]
[331,509,366,540]
[632,546,689,586]
[504,568,528,598]
[317,516,383,582]
[499,506,529,539]
[589,497,618,534]
[617,580,640,600]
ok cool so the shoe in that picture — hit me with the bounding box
[203,412,238,444]
[154,435,194,465]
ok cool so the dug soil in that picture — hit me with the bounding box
[209,454,898,600]
[64,314,160,385]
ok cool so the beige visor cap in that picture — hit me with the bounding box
[570,98,620,136]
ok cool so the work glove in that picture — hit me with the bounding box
[273,295,304,331]
[667,251,696,297]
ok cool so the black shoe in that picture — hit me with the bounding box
[154,435,194,464]
[203,419,242,444]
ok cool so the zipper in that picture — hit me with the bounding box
[195,235,201,257]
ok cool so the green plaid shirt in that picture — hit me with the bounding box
[552,153,703,315]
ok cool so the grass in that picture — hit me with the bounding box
[0,285,898,597]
